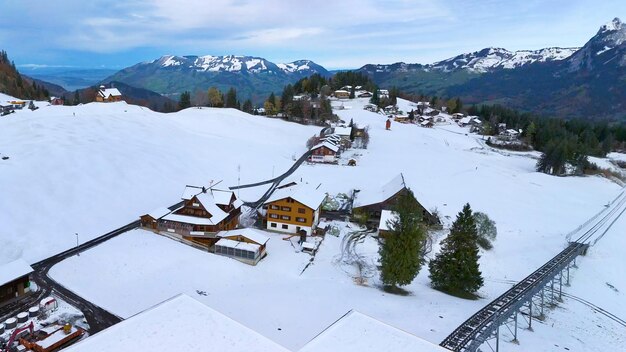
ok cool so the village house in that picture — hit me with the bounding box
[0,259,33,308]
[357,91,373,98]
[378,89,390,99]
[262,185,326,236]
[420,120,434,128]
[352,173,439,226]
[95,85,123,102]
[309,141,340,163]
[50,97,64,105]
[333,126,353,141]
[334,90,350,99]
[214,228,270,265]
[383,105,397,115]
[141,185,242,248]
[363,104,377,112]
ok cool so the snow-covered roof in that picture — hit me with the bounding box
[211,189,234,206]
[459,116,472,124]
[162,213,218,225]
[311,141,339,153]
[378,210,399,231]
[299,310,449,352]
[0,259,33,286]
[333,126,352,136]
[195,193,229,222]
[182,185,204,200]
[334,90,350,94]
[421,121,433,126]
[506,129,520,134]
[215,238,260,252]
[63,294,290,352]
[264,185,326,210]
[217,228,270,246]
[98,88,122,98]
[146,207,171,220]
[354,173,406,208]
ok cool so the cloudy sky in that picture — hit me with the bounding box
[1,0,624,69]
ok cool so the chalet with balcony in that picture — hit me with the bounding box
[155,185,242,247]
[309,142,339,163]
[96,85,123,102]
[262,185,326,236]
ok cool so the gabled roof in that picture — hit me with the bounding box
[264,185,326,211]
[211,189,234,206]
[182,185,204,200]
[195,193,229,222]
[311,141,339,153]
[98,88,122,98]
[0,259,33,286]
[63,294,290,352]
[353,173,407,208]
[299,310,448,352]
[146,207,171,220]
[333,126,352,136]
[217,228,270,246]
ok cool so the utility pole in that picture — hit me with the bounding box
[75,233,80,256]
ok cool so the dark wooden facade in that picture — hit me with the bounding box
[353,188,439,226]
[0,275,30,306]
[157,194,241,235]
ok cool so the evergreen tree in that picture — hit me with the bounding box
[429,204,483,296]
[408,110,415,122]
[379,189,427,290]
[242,99,253,114]
[73,90,80,105]
[370,85,380,107]
[178,91,191,110]
[349,86,356,99]
[225,87,238,108]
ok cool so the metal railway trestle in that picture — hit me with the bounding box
[440,242,588,352]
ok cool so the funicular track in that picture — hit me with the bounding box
[440,189,626,352]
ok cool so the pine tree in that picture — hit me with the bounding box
[225,87,238,108]
[379,189,427,290]
[370,85,380,107]
[178,91,191,110]
[429,203,483,296]
[242,99,253,113]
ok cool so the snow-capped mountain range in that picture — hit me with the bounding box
[151,55,325,76]
[430,47,580,73]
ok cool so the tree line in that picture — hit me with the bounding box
[0,50,50,101]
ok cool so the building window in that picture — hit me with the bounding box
[281,206,291,212]
[296,217,306,223]
[270,205,279,210]
[282,224,288,229]
[269,214,278,219]
[298,208,306,214]
[270,223,277,228]
[192,203,200,207]
[281,215,291,220]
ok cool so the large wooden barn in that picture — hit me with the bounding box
[352,173,439,226]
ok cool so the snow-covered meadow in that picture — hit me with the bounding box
[2,97,625,350]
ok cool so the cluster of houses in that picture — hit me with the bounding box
[380,102,448,129]
[140,180,328,265]
[333,86,388,100]
[308,124,366,164]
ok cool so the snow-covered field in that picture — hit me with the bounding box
[2,98,625,350]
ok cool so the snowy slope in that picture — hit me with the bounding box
[0,102,318,263]
[34,98,625,351]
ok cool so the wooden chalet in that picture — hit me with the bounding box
[309,142,339,163]
[149,185,242,247]
[96,85,123,102]
[334,90,350,99]
[352,173,439,226]
[50,97,64,105]
[261,184,326,236]
[0,259,33,308]
[214,228,270,265]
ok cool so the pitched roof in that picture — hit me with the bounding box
[217,228,270,246]
[353,173,406,208]
[299,310,448,352]
[63,294,290,352]
[181,185,204,200]
[146,207,171,220]
[0,259,33,286]
[98,88,122,98]
[333,126,352,136]
[311,141,339,153]
[264,185,326,210]
[210,189,234,206]
[195,193,229,222]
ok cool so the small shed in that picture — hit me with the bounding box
[214,228,270,265]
